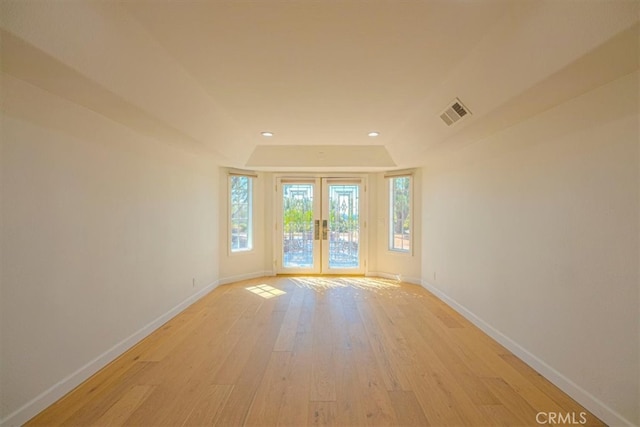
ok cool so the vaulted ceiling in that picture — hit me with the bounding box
[1,1,638,171]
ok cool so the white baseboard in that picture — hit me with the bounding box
[0,280,221,427]
[366,271,422,286]
[218,271,272,286]
[420,280,636,427]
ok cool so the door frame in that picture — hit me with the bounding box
[274,173,368,275]
[274,177,322,275]
[321,178,365,274]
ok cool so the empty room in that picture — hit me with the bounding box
[1,1,638,426]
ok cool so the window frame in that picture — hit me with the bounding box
[387,174,413,254]
[229,173,254,254]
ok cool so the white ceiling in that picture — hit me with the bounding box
[1,1,638,171]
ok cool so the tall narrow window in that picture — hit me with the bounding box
[230,175,253,252]
[389,175,411,252]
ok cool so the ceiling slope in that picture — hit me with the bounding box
[1,0,638,170]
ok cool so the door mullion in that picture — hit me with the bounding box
[276,176,364,275]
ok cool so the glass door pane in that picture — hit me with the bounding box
[328,184,360,268]
[282,183,314,268]
[278,179,321,273]
[322,180,364,274]
[276,177,365,275]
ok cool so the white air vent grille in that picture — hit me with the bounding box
[440,98,471,126]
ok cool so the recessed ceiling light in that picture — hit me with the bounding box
[368,131,380,137]
[261,131,274,137]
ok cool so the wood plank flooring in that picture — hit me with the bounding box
[27,276,604,426]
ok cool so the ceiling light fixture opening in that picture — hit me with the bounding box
[368,131,380,137]
[261,131,274,137]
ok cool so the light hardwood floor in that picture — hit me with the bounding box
[27,276,604,426]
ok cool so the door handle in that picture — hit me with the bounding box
[322,219,328,240]
[314,220,320,240]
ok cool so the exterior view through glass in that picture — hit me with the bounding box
[282,183,314,268]
[328,184,360,268]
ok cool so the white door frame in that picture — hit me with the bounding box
[274,174,368,275]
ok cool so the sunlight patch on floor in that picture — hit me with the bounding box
[246,284,287,299]
[290,276,401,291]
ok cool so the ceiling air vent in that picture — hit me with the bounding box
[440,98,471,126]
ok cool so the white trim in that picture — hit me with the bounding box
[0,280,221,427]
[366,271,422,286]
[366,271,398,281]
[420,280,637,427]
[227,168,258,178]
[383,168,415,178]
[218,271,273,286]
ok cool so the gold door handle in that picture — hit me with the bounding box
[322,219,328,240]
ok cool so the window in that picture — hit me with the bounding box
[389,175,411,252]
[230,175,253,252]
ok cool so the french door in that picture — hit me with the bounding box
[276,177,365,274]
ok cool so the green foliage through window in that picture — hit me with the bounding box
[230,176,252,251]
[389,176,411,252]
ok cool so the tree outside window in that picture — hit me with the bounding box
[389,176,411,252]
[230,176,252,251]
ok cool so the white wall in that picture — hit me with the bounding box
[0,76,220,425]
[422,72,639,426]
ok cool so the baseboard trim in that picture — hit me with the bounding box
[420,280,636,427]
[366,271,422,286]
[0,280,221,427]
[218,271,272,286]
